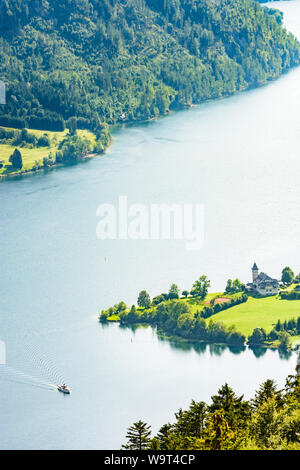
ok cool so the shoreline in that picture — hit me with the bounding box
[101,290,300,352]
[1,61,299,183]
[0,150,103,181]
[106,318,298,352]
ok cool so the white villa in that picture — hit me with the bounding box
[246,263,280,296]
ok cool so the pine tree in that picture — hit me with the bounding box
[156,423,173,450]
[209,383,251,429]
[252,379,283,409]
[9,148,23,169]
[122,420,151,450]
[251,397,282,449]
[174,400,207,439]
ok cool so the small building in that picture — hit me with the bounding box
[247,262,279,296]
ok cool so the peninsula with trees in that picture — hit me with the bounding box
[99,264,300,351]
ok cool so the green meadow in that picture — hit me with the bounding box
[212,295,300,337]
[0,128,96,177]
[106,291,300,347]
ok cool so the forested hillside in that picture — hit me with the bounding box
[0,0,299,133]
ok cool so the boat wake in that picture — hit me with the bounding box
[0,365,59,391]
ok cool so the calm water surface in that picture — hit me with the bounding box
[0,1,299,449]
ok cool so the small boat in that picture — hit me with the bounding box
[57,384,71,394]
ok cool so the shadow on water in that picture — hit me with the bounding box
[99,321,149,334]
[163,337,246,357]
[118,322,149,334]
[249,345,293,360]
[248,345,267,358]
[115,322,247,357]
[105,322,294,360]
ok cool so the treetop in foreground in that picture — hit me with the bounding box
[122,371,300,450]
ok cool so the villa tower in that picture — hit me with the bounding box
[247,263,279,296]
[252,262,259,282]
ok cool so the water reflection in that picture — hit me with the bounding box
[159,334,245,356]
[248,345,267,358]
[278,348,293,360]
[112,322,292,359]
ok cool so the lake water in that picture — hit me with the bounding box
[0,1,299,450]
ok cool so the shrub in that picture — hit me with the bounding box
[227,331,246,346]
[152,295,165,306]
[248,328,267,345]
[37,134,51,147]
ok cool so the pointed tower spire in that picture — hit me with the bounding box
[252,262,259,282]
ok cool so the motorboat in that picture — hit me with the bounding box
[57,384,71,394]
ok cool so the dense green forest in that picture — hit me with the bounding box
[0,0,299,134]
[122,370,300,450]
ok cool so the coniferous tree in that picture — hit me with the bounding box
[252,380,283,409]
[155,423,173,450]
[9,148,23,169]
[122,420,151,450]
[209,383,251,430]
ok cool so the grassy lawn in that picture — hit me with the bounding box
[0,144,52,173]
[103,293,300,348]
[291,335,300,347]
[182,293,221,312]
[0,127,96,176]
[212,295,300,337]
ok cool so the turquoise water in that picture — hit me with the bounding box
[0,1,299,450]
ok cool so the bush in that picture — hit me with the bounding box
[152,295,165,306]
[227,331,246,346]
[57,134,92,162]
[43,155,54,168]
[278,331,291,350]
[200,294,248,319]
[268,329,279,341]
[37,134,51,147]
[99,311,109,323]
[248,328,267,345]
[280,290,300,300]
